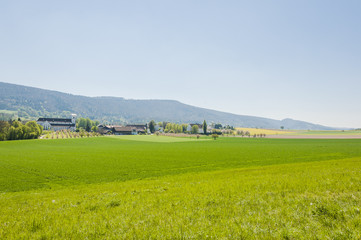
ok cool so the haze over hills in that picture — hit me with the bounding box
[0,82,336,130]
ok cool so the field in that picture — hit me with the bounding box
[1,136,361,239]
[290,130,361,135]
[267,130,361,139]
[235,127,293,135]
[236,127,361,137]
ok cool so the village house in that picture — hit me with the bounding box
[97,125,112,134]
[126,124,149,134]
[112,126,138,135]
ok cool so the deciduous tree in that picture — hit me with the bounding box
[191,125,199,134]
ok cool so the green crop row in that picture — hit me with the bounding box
[1,136,361,192]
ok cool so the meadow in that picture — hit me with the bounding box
[235,127,361,136]
[0,136,360,239]
[290,130,361,135]
[235,127,293,135]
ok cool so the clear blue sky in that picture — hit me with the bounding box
[1,1,360,128]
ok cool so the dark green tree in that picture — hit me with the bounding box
[85,118,91,132]
[149,120,156,133]
[202,120,207,135]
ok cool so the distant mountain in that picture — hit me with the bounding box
[0,82,336,130]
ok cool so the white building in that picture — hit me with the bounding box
[37,114,76,131]
[187,124,204,134]
[154,124,164,133]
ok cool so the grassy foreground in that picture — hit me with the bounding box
[1,158,360,239]
[0,136,361,239]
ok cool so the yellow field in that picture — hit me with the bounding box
[235,127,294,135]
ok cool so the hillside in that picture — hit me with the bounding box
[0,82,335,130]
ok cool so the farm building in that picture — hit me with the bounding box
[126,124,148,132]
[98,124,147,135]
[112,126,138,135]
[97,125,112,134]
[37,114,76,131]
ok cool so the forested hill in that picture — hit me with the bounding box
[0,82,335,130]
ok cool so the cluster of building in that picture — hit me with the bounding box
[98,124,148,135]
[37,114,215,135]
[37,114,77,131]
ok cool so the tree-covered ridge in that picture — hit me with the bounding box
[0,82,336,130]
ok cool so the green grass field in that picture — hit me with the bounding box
[107,135,208,142]
[1,136,361,239]
[287,130,361,135]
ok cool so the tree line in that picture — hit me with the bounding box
[148,120,207,134]
[0,120,43,141]
[76,118,99,132]
[147,120,268,138]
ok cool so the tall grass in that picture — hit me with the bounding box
[0,158,360,239]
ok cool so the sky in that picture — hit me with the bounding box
[0,1,360,128]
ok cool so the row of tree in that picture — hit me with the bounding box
[43,129,101,139]
[0,120,43,141]
[213,123,234,130]
[148,120,208,134]
[76,118,99,132]
[164,123,189,133]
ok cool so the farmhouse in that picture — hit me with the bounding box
[97,125,112,134]
[126,124,147,131]
[37,114,76,131]
[112,126,138,135]
[98,124,147,135]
